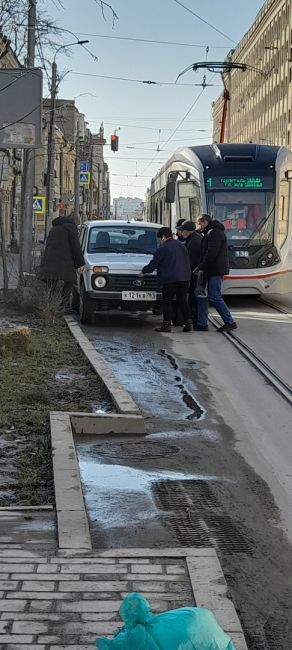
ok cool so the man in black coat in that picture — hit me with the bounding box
[195,214,237,332]
[39,214,85,308]
[180,220,202,323]
[140,226,192,333]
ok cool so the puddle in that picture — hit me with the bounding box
[91,336,205,422]
[77,442,218,532]
[91,401,113,414]
[159,350,205,420]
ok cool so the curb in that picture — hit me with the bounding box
[65,317,142,417]
[71,412,145,435]
[50,411,92,551]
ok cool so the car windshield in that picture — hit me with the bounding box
[206,190,275,245]
[87,226,158,254]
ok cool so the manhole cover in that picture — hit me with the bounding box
[84,441,179,463]
[154,479,220,511]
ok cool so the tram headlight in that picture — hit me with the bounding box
[260,259,267,266]
[94,276,107,288]
[267,252,273,259]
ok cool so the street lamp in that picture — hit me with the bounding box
[45,40,89,240]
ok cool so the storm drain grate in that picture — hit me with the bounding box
[202,513,253,555]
[154,479,220,511]
[164,514,212,547]
[154,480,253,555]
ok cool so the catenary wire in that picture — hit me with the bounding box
[71,31,230,49]
[172,0,236,44]
[67,70,220,86]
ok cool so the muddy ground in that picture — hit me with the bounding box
[0,299,113,506]
[79,313,292,650]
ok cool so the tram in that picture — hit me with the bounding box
[149,143,292,294]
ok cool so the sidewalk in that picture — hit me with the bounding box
[0,543,247,650]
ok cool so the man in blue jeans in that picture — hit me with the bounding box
[195,214,237,333]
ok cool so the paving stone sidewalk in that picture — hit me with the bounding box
[0,546,247,650]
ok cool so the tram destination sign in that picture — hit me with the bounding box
[206,176,274,190]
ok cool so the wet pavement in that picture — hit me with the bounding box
[76,434,221,548]
[0,509,57,548]
[80,310,292,650]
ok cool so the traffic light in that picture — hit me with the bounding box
[111,134,119,152]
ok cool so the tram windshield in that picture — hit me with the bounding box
[206,190,275,245]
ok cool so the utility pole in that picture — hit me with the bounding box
[74,119,80,221]
[96,162,100,219]
[45,59,57,240]
[89,135,94,218]
[19,0,36,282]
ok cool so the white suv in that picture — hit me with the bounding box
[77,220,163,323]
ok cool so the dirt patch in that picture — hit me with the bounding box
[0,305,114,507]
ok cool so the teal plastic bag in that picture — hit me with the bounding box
[96,592,236,650]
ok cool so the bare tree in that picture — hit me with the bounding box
[0,0,118,64]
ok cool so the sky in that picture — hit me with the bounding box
[46,0,264,201]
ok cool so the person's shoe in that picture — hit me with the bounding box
[182,320,193,332]
[217,321,238,333]
[155,321,172,333]
[194,325,209,331]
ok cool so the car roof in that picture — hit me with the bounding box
[84,220,159,229]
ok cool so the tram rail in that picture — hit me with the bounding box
[208,308,292,408]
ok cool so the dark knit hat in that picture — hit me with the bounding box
[175,218,186,230]
[180,220,196,232]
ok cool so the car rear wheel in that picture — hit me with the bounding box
[79,284,95,324]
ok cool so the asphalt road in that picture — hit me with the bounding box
[80,295,292,650]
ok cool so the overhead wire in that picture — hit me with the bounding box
[172,0,236,44]
[67,70,220,86]
[71,31,230,49]
[132,77,215,181]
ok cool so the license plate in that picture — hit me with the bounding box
[122,291,157,301]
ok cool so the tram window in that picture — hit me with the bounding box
[179,182,201,222]
[207,191,275,244]
[277,179,290,247]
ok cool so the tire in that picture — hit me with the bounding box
[79,283,95,324]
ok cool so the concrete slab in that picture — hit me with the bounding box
[71,412,145,435]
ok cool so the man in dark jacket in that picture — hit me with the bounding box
[140,226,192,333]
[180,220,202,323]
[39,214,85,308]
[195,214,237,332]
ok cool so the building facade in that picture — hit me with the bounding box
[0,34,22,247]
[212,0,292,146]
[113,196,143,220]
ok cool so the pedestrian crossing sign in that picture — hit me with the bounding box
[33,196,46,214]
[79,171,91,186]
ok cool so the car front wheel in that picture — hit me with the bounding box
[79,284,95,324]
